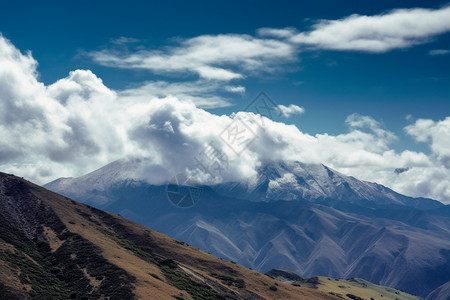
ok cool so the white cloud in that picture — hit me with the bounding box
[276,104,305,118]
[87,33,295,108]
[405,117,450,168]
[89,34,296,81]
[345,113,397,147]
[290,5,450,52]
[1,35,450,204]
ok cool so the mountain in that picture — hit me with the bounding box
[47,159,443,210]
[0,171,347,299]
[45,159,450,298]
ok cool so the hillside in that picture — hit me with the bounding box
[0,172,344,299]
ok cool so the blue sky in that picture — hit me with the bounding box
[1,1,450,202]
[1,0,449,143]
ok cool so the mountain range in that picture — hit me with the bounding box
[45,158,450,299]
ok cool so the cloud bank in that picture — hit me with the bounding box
[1,10,450,204]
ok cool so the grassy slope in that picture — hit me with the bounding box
[311,277,421,300]
[268,271,422,300]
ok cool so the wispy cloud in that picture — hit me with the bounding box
[110,36,140,45]
[83,5,450,109]
[290,5,450,52]
[89,34,297,81]
[118,80,233,109]
[429,49,450,55]
[87,34,298,108]
[224,85,246,94]
[257,27,297,39]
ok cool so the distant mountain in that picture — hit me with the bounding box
[45,159,450,298]
[0,172,343,299]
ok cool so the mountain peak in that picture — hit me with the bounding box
[212,160,443,210]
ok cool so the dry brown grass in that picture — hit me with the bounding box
[41,225,65,252]
[313,276,421,300]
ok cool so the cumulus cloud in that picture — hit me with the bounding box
[290,5,450,52]
[276,104,305,118]
[345,113,397,147]
[405,117,450,168]
[0,35,128,181]
[1,35,450,203]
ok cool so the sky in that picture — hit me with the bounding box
[0,1,450,203]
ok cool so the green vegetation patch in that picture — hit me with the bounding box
[0,250,72,299]
[0,218,73,299]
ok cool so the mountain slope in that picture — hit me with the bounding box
[0,172,343,300]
